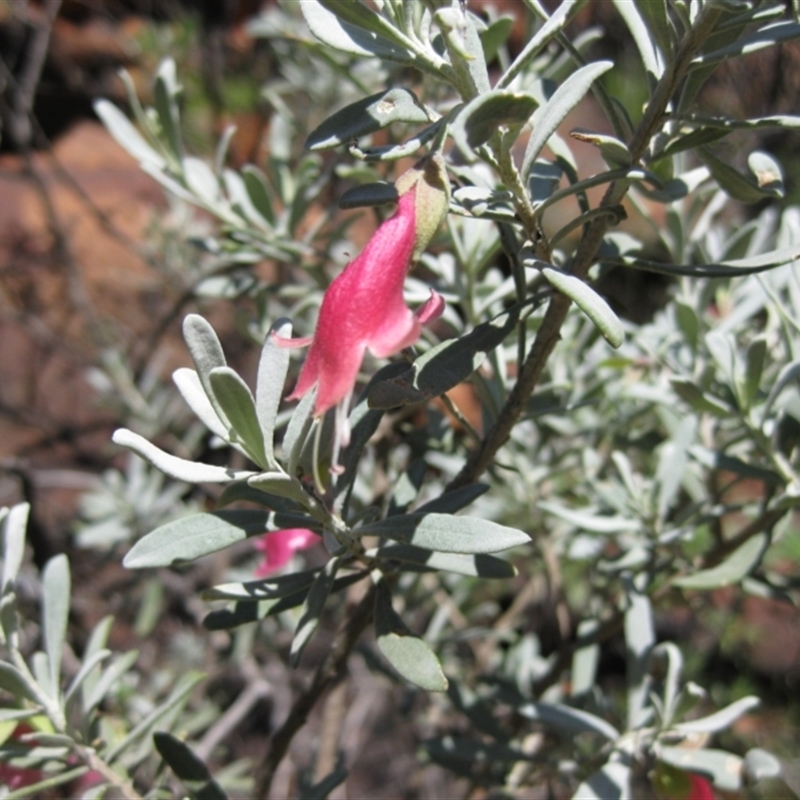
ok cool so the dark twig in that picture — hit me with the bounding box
[253,584,376,799]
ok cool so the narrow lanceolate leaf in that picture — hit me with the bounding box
[209,367,268,468]
[658,747,744,794]
[203,568,319,602]
[153,733,228,800]
[173,368,229,441]
[522,61,613,179]
[619,243,800,277]
[674,696,759,735]
[255,320,293,469]
[613,0,665,81]
[42,555,70,699]
[673,533,768,590]
[123,510,273,569]
[698,147,783,203]
[2,503,29,594]
[538,501,639,533]
[290,557,341,667]
[93,100,165,168]
[691,20,800,66]
[368,543,516,578]
[300,0,414,61]
[415,484,490,515]
[541,268,624,347]
[358,513,529,554]
[182,314,230,427]
[112,429,256,484]
[518,702,619,741]
[374,579,448,691]
[306,88,430,150]
[624,575,655,730]
[0,662,39,704]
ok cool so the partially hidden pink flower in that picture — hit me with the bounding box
[276,154,450,422]
[686,773,716,800]
[254,528,319,576]
[0,724,44,790]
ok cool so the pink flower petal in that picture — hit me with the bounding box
[288,190,436,416]
[254,528,319,575]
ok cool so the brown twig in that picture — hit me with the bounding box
[447,5,724,491]
[253,583,376,799]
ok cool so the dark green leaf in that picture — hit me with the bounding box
[338,181,399,210]
[370,542,516,578]
[368,307,519,409]
[154,732,228,800]
[415,483,490,515]
[306,88,429,150]
[290,557,342,666]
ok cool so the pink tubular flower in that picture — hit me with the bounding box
[281,189,442,417]
[276,154,450,425]
[254,528,319,575]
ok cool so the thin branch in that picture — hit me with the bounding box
[447,5,725,491]
[253,584,376,799]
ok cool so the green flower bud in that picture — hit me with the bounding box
[395,153,451,262]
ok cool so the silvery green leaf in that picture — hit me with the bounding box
[423,736,537,770]
[741,336,767,412]
[93,100,165,168]
[42,555,70,699]
[153,733,228,800]
[358,513,529,554]
[673,533,768,590]
[572,760,630,800]
[658,747,743,793]
[182,156,220,205]
[374,578,447,691]
[674,696,759,735]
[743,748,782,782]
[368,306,519,409]
[624,575,654,730]
[306,88,430,150]
[208,367,268,468]
[619,244,800,277]
[123,510,273,569]
[570,129,631,168]
[112,429,256,484]
[284,389,317,476]
[339,181,399,210]
[747,151,784,195]
[104,670,205,763]
[255,319,292,469]
[83,650,140,716]
[223,168,270,229]
[451,186,517,220]
[80,615,113,712]
[2,502,29,594]
[519,701,619,741]
[633,0,673,62]
[434,6,490,97]
[300,0,414,61]
[613,0,665,82]
[529,159,563,205]
[762,359,800,424]
[496,0,581,89]
[64,648,111,708]
[183,314,230,428]
[452,90,537,155]
[541,267,624,347]
[652,642,683,725]
[368,543,515,578]
[290,557,341,667]
[570,618,600,699]
[655,415,696,521]
[698,147,783,203]
[154,58,183,160]
[692,20,800,66]
[173,368,229,441]
[0,662,39,704]
[522,61,613,178]
[247,473,316,511]
[537,501,639,534]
